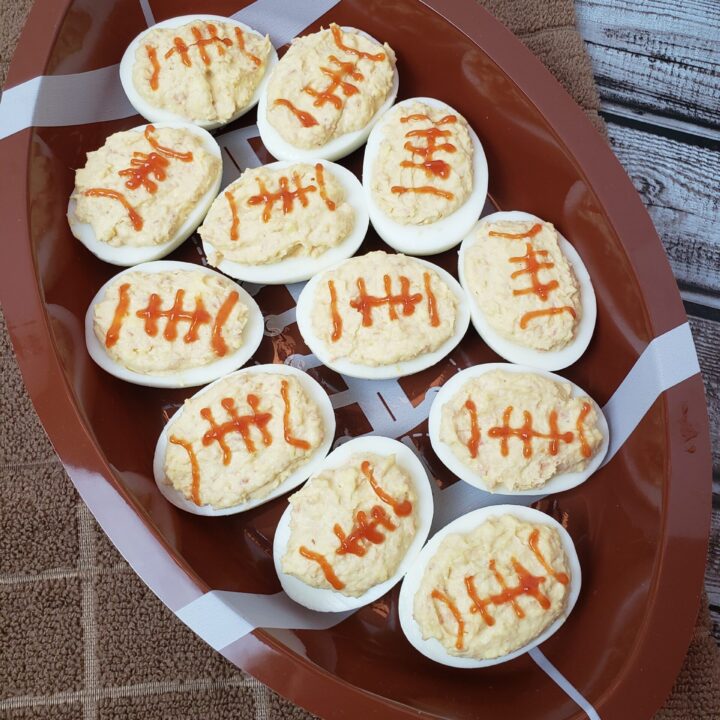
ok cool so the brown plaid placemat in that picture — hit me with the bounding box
[1,1,719,718]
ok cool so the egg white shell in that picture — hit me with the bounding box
[152,363,336,515]
[85,260,264,388]
[203,160,369,284]
[119,14,278,129]
[362,97,488,256]
[256,27,399,162]
[428,362,609,496]
[459,211,597,370]
[295,255,471,380]
[273,435,434,612]
[398,503,582,668]
[68,122,222,267]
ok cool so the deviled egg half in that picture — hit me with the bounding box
[85,261,263,388]
[428,363,609,495]
[273,436,434,612]
[459,211,597,370]
[296,251,470,380]
[199,160,368,284]
[68,122,221,266]
[257,24,398,162]
[363,97,488,255]
[399,505,581,668]
[120,14,277,129]
[153,364,336,515]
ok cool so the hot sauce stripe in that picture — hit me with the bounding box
[392,111,459,198]
[248,173,317,222]
[105,283,131,347]
[432,528,569,650]
[83,125,193,232]
[169,379,314,505]
[327,280,343,342]
[211,291,239,357]
[275,24,385,128]
[297,459,415,590]
[280,380,311,449]
[152,21,264,84]
[169,436,202,505]
[106,281,238,357]
[519,306,576,329]
[463,401,595,460]
[361,461,412,517]
[489,221,579,332]
[330,271,442,340]
[431,589,465,650]
[146,45,161,90]
[300,546,345,590]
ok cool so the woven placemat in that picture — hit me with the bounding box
[1,1,719,718]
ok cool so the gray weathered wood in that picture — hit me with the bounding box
[576,0,720,130]
[688,314,720,475]
[605,122,720,299]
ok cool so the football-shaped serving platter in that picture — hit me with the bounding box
[0,1,710,718]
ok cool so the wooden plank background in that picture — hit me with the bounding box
[575,0,720,641]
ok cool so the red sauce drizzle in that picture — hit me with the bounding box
[146,45,160,90]
[465,558,550,625]
[334,506,397,556]
[431,589,465,650]
[144,124,193,162]
[327,280,342,342]
[424,271,440,327]
[165,23,232,67]
[305,55,363,109]
[390,185,454,199]
[464,399,481,458]
[225,191,240,241]
[509,243,559,301]
[487,406,574,458]
[519,306,577,329]
[464,575,495,626]
[105,282,131,348]
[400,114,457,125]
[276,24,383,129]
[528,528,570,585]
[135,289,211,343]
[400,123,457,179]
[330,23,386,61]
[299,546,345,590]
[360,460,412,517]
[280,379,311,450]
[314,163,336,211]
[85,127,193,231]
[118,151,169,193]
[201,395,272,463]
[234,26,261,66]
[273,99,319,127]
[349,275,422,326]
[83,189,143,231]
[169,436,202,505]
[247,173,317,222]
[489,223,542,239]
[435,529,568,640]
[575,402,593,459]
[211,291,239,357]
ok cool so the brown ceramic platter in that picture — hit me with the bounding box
[0,0,712,718]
